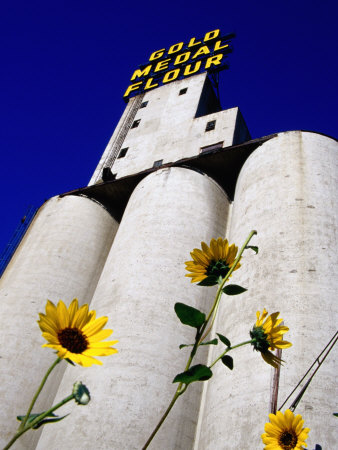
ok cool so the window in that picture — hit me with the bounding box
[118,147,128,159]
[153,159,163,168]
[102,167,116,182]
[205,120,216,132]
[140,101,148,108]
[200,142,224,153]
[179,88,187,95]
[131,119,141,129]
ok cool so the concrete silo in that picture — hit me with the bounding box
[1,29,337,449]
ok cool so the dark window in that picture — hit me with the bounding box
[140,101,148,108]
[153,159,163,168]
[205,120,216,132]
[200,142,224,153]
[179,88,188,95]
[102,167,116,182]
[118,147,128,159]
[131,119,141,129]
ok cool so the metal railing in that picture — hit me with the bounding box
[0,205,37,277]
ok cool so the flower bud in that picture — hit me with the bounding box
[73,381,91,405]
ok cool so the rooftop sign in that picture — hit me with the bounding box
[123,29,234,100]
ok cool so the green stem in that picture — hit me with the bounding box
[4,393,74,450]
[19,357,61,431]
[209,339,254,368]
[142,231,257,448]
[142,390,181,450]
[200,230,257,343]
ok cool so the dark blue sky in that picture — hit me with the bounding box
[1,0,337,254]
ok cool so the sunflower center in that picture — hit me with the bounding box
[206,260,230,279]
[279,430,298,449]
[58,327,88,354]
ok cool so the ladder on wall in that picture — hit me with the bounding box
[0,205,37,277]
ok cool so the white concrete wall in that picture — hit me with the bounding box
[196,131,338,449]
[88,95,137,185]
[0,195,118,449]
[36,167,230,450]
[90,73,248,182]
[111,75,240,178]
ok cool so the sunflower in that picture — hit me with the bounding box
[185,237,240,284]
[250,309,292,368]
[262,409,310,449]
[38,299,118,367]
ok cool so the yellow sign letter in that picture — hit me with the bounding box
[149,49,166,61]
[123,81,143,98]
[131,65,152,81]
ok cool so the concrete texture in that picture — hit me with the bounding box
[37,167,230,450]
[2,72,337,450]
[89,73,250,183]
[0,195,118,449]
[196,131,338,449]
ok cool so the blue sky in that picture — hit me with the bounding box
[1,0,337,254]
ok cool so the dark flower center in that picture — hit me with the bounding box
[206,260,230,278]
[58,327,88,354]
[279,430,297,449]
[250,326,270,353]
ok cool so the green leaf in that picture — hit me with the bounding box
[17,413,41,424]
[179,338,218,349]
[174,303,205,328]
[221,355,234,370]
[222,284,247,295]
[333,413,338,417]
[200,338,218,346]
[197,275,219,286]
[179,343,193,349]
[246,245,258,254]
[32,414,69,429]
[65,358,75,366]
[217,333,231,347]
[173,364,213,385]
[17,412,69,429]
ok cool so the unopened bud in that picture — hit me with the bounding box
[73,381,91,405]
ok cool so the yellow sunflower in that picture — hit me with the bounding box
[250,309,292,368]
[185,237,240,284]
[262,409,310,449]
[38,299,118,367]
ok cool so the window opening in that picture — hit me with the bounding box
[140,101,148,108]
[131,119,141,129]
[102,167,116,182]
[153,160,163,168]
[205,120,216,132]
[118,148,128,159]
[200,142,224,153]
[179,88,188,95]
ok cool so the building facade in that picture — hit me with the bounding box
[0,71,337,449]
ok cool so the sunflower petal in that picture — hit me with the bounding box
[83,348,118,356]
[56,300,69,329]
[87,328,113,343]
[72,304,90,329]
[82,316,108,336]
[68,298,79,324]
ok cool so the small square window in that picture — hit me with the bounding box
[153,159,163,168]
[131,119,141,129]
[205,120,216,132]
[118,147,128,159]
[179,88,188,96]
[140,101,148,108]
